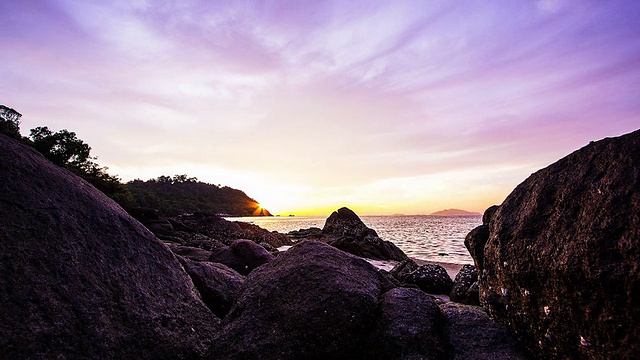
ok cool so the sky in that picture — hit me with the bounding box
[1,0,639,216]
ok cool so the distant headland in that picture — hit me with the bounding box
[431,209,480,216]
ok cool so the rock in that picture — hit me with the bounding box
[366,288,449,360]
[464,225,489,272]
[167,244,213,261]
[389,258,419,281]
[208,241,390,360]
[208,239,274,275]
[0,134,218,359]
[405,264,454,295]
[482,205,500,225]
[286,227,323,242]
[323,207,380,239]
[178,257,244,318]
[476,129,640,359]
[440,302,527,360]
[450,264,479,305]
[323,207,408,261]
[192,216,292,248]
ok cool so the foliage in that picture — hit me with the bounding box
[27,126,128,199]
[2,112,265,216]
[0,106,22,139]
[122,175,269,217]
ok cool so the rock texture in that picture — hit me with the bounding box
[450,264,479,305]
[208,241,392,360]
[440,302,527,360]
[475,129,640,359]
[0,134,218,359]
[366,288,449,360]
[178,257,244,318]
[208,239,274,275]
[404,264,454,295]
[323,207,408,261]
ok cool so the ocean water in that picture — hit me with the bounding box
[227,215,482,265]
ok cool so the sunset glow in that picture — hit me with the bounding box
[1,1,639,216]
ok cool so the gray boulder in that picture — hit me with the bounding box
[208,239,274,275]
[178,257,244,318]
[450,264,479,305]
[207,241,391,360]
[476,129,640,359]
[404,264,454,295]
[366,288,449,360]
[323,207,408,261]
[440,302,527,360]
[0,134,217,359]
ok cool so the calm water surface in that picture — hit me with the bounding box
[227,215,481,265]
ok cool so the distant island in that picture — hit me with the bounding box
[431,209,480,216]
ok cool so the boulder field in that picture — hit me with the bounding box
[0,133,523,358]
[467,129,640,359]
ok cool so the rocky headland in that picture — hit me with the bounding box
[1,128,639,359]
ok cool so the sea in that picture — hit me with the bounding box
[226,215,482,265]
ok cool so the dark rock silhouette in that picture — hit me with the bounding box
[473,129,640,359]
[482,205,499,225]
[323,207,408,261]
[178,257,244,318]
[404,264,454,295]
[440,302,527,359]
[450,264,479,305]
[167,244,213,261]
[0,134,218,359]
[366,288,449,360]
[464,225,489,272]
[389,258,420,280]
[208,239,274,275]
[134,212,292,250]
[207,241,392,359]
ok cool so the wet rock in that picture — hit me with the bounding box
[440,302,527,360]
[323,207,408,261]
[389,258,419,281]
[476,129,640,359]
[286,227,323,242]
[450,264,479,305]
[208,239,274,275]
[178,257,244,318]
[208,241,389,360]
[482,205,500,225]
[0,134,218,359]
[366,288,449,360]
[405,264,454,295]
[167,244,212,261]
[464,225,489,272]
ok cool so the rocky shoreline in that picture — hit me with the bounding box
[1,129,639,359]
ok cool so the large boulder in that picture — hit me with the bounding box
[178,257,244,318]
[208,241,392,360]
[440,302,527,360]
[404,264,454,295]
[0,134,218,358]
[323,207,408,261]
[366,288,449,360]
[208,239,274,275]
[450,264,479,305]
[476,129,640,359]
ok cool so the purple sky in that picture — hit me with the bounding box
[2,0,639,215]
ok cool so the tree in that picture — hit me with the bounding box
[29,126,91,168]
[27,126,128,199]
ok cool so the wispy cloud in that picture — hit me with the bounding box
[1,0,639,214]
